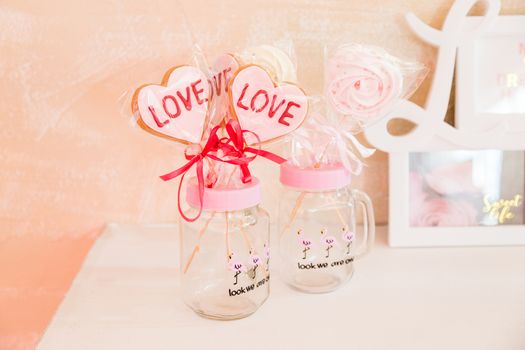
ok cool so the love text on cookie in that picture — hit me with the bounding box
[235,83,303,127]
[147,79,208,128]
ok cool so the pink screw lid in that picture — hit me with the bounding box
[280,161,351,191]
[186,177,261,212]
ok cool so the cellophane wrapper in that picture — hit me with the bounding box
[128,42,298,190]
[285,97,365,171]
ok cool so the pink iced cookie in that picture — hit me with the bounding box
[326,45,403,124]
[133,66,210,144]
[230,65,307,144]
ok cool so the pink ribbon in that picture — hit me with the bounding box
[160,120,286,222]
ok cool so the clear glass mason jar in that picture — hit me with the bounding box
[180,178,270,320]
[278,162,375,293]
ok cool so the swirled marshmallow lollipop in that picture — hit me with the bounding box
[326,44,404,129]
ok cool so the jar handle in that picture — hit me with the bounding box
[350,189,375,258]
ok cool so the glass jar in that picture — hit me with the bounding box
[180,178,270,320]
[278,162,375,293]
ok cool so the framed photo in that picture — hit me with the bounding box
[364,1,525,246]
[389,150,525,247]
[456,16,525,131]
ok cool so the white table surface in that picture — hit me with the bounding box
[38,224,525,350]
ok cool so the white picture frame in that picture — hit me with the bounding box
[456,16,525,132]
[363,0,525,246]
[388,151,525,247]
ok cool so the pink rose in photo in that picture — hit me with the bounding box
[411,197,477,227]
[424,161,480,195]
[409,172,427,208]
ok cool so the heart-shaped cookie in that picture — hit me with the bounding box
[209,54,239,127]
[229,65,307,144]
[133,66,210,144]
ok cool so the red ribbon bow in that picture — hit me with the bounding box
[160,120,286,222]
[159,125,221,222]
[218,120,286,183]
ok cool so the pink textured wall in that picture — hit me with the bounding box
[1,1,524,349]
